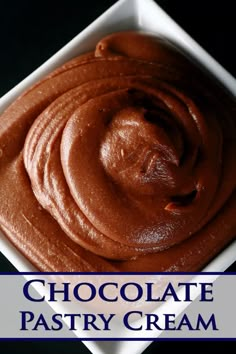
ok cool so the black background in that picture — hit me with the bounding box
[0,0,235,352]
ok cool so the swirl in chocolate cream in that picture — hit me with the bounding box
[0,32,236,271]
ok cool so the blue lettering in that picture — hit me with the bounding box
[123,311,143,330]
[23,279,45,302]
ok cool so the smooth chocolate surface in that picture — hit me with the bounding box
[0,32,235,271]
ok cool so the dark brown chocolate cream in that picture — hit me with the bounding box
[0,32,235,271]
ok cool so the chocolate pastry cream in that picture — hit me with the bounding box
[0,32,235,271]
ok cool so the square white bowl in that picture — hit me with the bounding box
[0,0,236,353]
